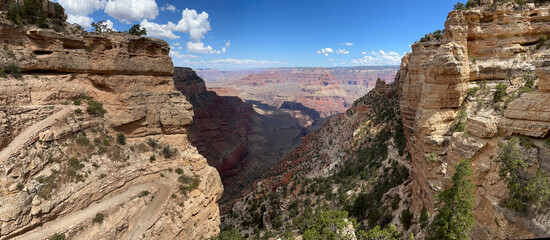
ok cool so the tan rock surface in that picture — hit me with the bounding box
[398,2,550,239]
[0,12,222,240]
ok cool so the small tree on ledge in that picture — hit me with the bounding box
[128,24,147,37]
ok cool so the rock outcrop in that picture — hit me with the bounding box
[0,8,222,239]
[397,1,550,238]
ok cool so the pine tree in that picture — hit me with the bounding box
[427,159,475,240]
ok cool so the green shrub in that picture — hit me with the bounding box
[452,110,468,132]
[400,208,413,230]
[419,206,429,229]
[76,135,91,146]
[149,155,156,162]
[428,159,475,240]
[175,168,183,174]
[117,133,126,145]
[0,69,7,78]
[49,233,66,240]
[357,224,402,240]
[86,99,106,116]
[538,35,548,48]
[92,213,104,224]
[493,83,508,102]
[466,87,479,97]
[128,24,147,36]
[147,138,159,148]
[162,146,176,158]
[5,63,22,78]
[454,2,465,10]
[73,99,82,106]
[75,108,83,115]
[139,190,150,197]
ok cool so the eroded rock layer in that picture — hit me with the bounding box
[0,14,222,240]
[174,67,306,202]
[199,66,399,118]
[398,2,550,239]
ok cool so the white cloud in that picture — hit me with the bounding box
[336,49,350,55]
[317,48,334,56]
[57,0,106,29]
[351,49,403,66]
[170,50,198,59]
[138,8,211,42]
[342,42,354,46]
[67,15,95,29]
[160,3,177,12]
[104,19,116,32]
[58,0,106,16]
[187,41,216,54]
[104,0,159,23]
[361,51,367,55]
[208,58,284,65]
[173,9,211,42]
[222,47,227,53]
[225,40,231,48]
[173,42,180,46]
[141,19,180,39]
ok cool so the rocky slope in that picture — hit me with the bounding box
[199,66,399,119]
[399,1,550,238]
[174,67,308,202]
[221,81,412,239]
[0,2,222,239]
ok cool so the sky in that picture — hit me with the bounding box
[54,0,461,69]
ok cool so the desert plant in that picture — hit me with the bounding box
[117,133,126,145]
[86,99,106,116]
[92,213,104,224]
[493,83,508,102]
[128,24,147,36]
[400,208,413,230]
[49,233,66,240]
[428,159,475,240]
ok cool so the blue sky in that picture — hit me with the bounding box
[56,0,460,69]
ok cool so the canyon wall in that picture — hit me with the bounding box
[0,9,222,239]
[198,66,399,118]
[398,1,550,238]
[174,67,306,202]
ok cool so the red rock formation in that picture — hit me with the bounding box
[198,66,399,118]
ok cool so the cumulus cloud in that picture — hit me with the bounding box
[67,15,95,29]
[139,8,211,42]
[173,9,211,42]
[351,49,403,66]
[186,41,220,54]
[58,0,106,15]
[104,0,159,22]
[58,0,106,29]
[317,48,334,56]
[342,42,354,46]
[141,19,180,39]
[160,3,178,12]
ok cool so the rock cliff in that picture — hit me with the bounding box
[174,67,308,202]
[0,4,222,239]
[398,1,550,238]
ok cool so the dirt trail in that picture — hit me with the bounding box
[0,106,74,164]
[15,183,170,240]
[1,105,172,240]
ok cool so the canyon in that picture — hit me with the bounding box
[197,66,399,119]
[219,1,550,239]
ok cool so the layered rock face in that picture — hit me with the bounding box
[398,2,550,238]
[198,66,399,119]
[0,14,222,240]
[174,67,306,202]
